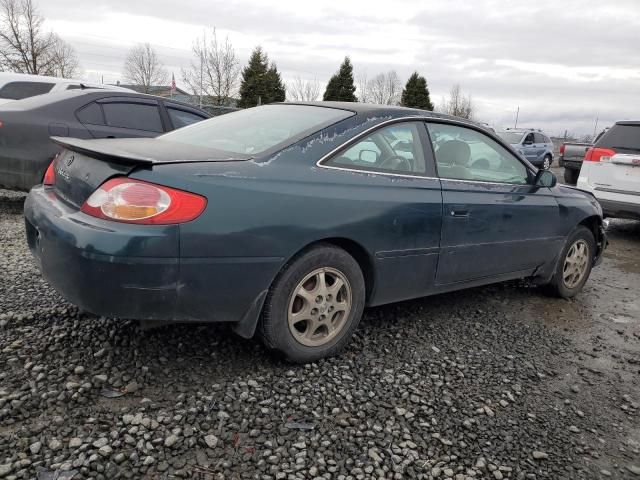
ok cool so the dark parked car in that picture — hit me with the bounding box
[0,89,210,191]
[24,103,607,362]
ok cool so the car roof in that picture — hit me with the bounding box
[0,72,131,90]
[280,101,486,127]
[0,88,208,113]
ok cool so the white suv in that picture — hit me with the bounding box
[0,73,131,106]
[577,121,640,220]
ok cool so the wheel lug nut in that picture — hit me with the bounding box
[316,296,323,303]
[320,314,326,320]
[311,308,318,315]
[329,306,334,312]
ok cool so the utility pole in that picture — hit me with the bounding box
[199,30,205,109]
[514,106,520,129]
[593,115,599,139]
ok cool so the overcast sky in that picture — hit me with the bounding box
[41,0,640,136]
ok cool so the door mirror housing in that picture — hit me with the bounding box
[535,169,557,188]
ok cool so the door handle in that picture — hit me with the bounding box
[450,209,470,218]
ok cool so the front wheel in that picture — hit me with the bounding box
[259,245,365,363]
[545,226,595,298]
[542,155,552,170]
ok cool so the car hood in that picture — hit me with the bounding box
[51,136,252,165]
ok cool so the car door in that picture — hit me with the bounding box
[521,132,537,162]
[322,120,443,304]
[426,122,562,285]
[78,97,165,139]
[534,133,549,162]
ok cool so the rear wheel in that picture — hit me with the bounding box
[542,155,552,170]
[259,245,365,363]
[564,168,579,184]
[545,226,595,298]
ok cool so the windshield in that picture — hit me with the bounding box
[497,132,524,144]
[159,104,354,156]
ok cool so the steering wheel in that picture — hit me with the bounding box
[380,155,412,172]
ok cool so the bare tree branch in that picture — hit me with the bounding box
[356,72,369,103]
[286,76,320,102]
[44,34,79,78]
[0,0,74,75]
[182,28,240,106]
[439,84,474,119]
[365,70,401,105]
[123,43,168,93]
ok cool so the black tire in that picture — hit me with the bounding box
[542,154,552,170]
[259,245,365,363]
[545,226,595,298]
[563,168,579,185]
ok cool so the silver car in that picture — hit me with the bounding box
[497,128,555,169]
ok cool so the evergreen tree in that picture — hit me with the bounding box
[238,47,285,107]
[265,64,286,103]
[323,57,357,102]
[400,72,434,110]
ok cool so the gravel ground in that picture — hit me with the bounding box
[0,186,639,480]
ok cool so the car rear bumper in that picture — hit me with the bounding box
[24,187,281,334]
[25,186,182,320]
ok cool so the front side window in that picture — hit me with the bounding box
[534,133,547,144]
[325,122,427,174]
[102,102,163,132]
[428,123,528,184]
[0,81,54,100]
[160,104,353,156]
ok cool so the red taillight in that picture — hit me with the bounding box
[43,161,55,186]
[584,147,615,162]
[559,144,565,155]
[81,178,207,224]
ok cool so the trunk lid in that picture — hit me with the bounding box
[50,137,249,208]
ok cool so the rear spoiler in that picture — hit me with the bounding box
[51,137,155,165]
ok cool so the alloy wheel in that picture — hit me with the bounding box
[287,267,352,347]
[562,239,590,289]
[543,157,551,169]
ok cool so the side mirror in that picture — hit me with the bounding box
[359,149,379,163]
[535,169,557,188]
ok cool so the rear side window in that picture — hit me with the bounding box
[76,102,105,125]
[167,107,206,129]
[0,81,55,100]
[596,125,640,151]
[102,102,163,132]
